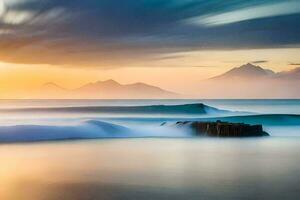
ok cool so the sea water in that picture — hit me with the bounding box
[0,99,300,199]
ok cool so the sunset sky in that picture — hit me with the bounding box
[0,0,300,98]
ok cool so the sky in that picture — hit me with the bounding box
[0,0,300,98]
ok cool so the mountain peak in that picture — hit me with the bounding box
[242,63,257,68]
[96,79,120,85]
[211,63,275,80]
[42,82,66,90]
[232,63,268,74]
[77,79,121,91]
[43,82,59,87]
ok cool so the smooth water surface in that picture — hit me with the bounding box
[1,138,300,200]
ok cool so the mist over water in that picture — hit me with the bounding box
[0,99,299,142]
[0,99,300,199]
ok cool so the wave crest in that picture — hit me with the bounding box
[0,103,231,115]
[0,120,190,143]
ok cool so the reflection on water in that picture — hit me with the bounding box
[1,138,300,200]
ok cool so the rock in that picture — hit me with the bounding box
[171,120,269,137]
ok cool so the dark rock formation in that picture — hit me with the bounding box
[170,120,269,137]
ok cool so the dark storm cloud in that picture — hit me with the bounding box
[0,0,300,66]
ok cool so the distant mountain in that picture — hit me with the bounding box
[211,63,300,80]
[211,63,275,80]
[198,63,300,98]
[276,67,300,79]
[76,79,122,92]
[39,82,67,98]
[40,80,179,99]
[42,82,66,91]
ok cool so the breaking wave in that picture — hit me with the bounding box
[0,120,191,143]
[1,102,300,143]
[0,103,233,115]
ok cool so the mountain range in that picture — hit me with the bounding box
[35,63,300,99]
[38,80,179,99]
[198,63,300,98]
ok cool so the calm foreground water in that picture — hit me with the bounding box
[0,99,300,199]
[1,138,300,200]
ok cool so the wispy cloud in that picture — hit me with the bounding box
[0,0,300,67]
[251,60,268,64]
[190,65,217,68]
[290,63,300,66]
[153,55,185,61]
[0,1,5,17]
[1,10,35,25]
[189,1,300,26]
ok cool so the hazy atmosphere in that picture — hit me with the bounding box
[1,1,300,200]
[1,0,300,98]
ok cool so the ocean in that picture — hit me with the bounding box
[0,99,300,200]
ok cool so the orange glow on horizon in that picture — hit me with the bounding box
[0,48,299,98]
